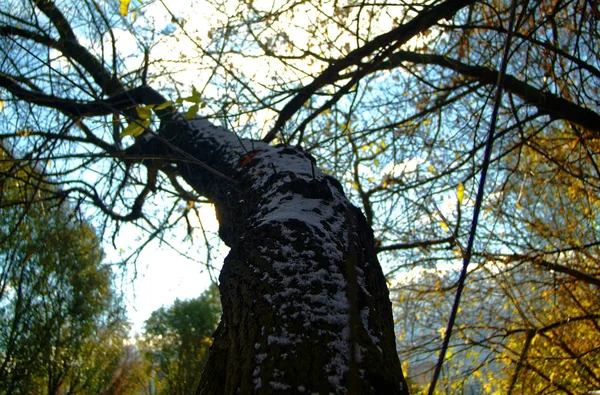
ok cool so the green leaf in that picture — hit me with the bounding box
[121,119,151,137]
[184,104,200,120]
[180,96,202,104]
[189,86,207,104]
[154,101,174,111]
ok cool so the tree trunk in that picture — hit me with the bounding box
[143,115,408,394]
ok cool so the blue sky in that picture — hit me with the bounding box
[105,203,226,336]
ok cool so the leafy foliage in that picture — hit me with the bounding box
[140,285,220,395]
[0,149,132,394]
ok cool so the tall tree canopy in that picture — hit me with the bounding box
[0,148,130,394]
[140,286,221,395]
[0,0,598,393]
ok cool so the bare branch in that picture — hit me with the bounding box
[379,51,600,133]
[0,78,169,117]
[34,0,122,95]
[263,0,476,142]
[495,252,600,288]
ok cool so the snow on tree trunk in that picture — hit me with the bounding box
[151,115,408,394]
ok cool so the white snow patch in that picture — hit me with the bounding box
[267,327,299,346]
[263,294,273,304]
[360,307,381,346]
[325,352,349,387]
[270,382,291,390]
[255,353,267,364]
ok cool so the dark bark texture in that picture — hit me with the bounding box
[147,116,408,394]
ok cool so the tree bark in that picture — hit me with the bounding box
[142,115,408,394]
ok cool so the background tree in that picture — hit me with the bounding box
[140,286,221,395]
[100,344,152,395]
[0,148,134,394]
[1,0,599,393]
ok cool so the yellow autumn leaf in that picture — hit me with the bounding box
[457,182,465,204]
[121,119,150,137]
[428,165,435,174]
[154,101,173,111]
[135,105,152,120]
[570,137,580,150]
[439,221,449,232]
[437,327,446,339]
[119,0,130,16]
